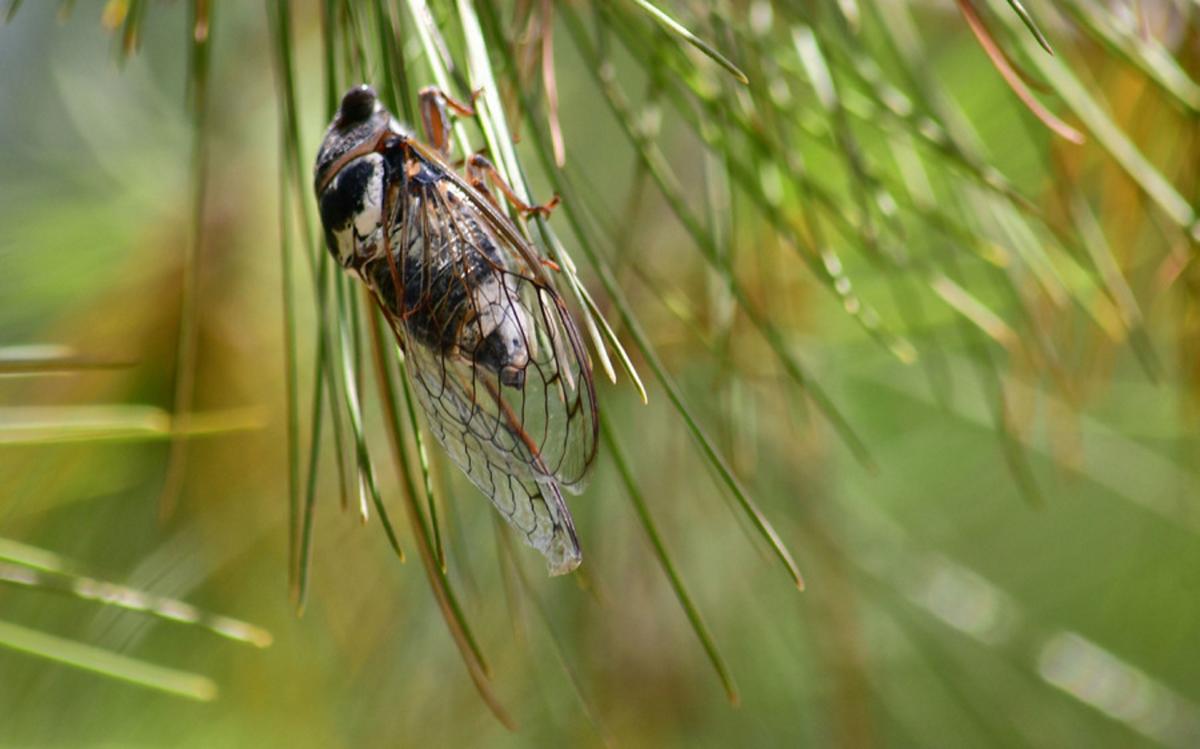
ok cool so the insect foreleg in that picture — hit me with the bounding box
[418,86,479,158]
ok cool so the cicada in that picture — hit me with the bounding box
[313,85,598,575]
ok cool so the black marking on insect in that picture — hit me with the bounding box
[313,84,598,575]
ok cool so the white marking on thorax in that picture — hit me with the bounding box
[353,154,385,239]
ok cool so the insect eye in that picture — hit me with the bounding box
[339,85,377,124]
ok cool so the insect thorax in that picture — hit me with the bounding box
[317,151,391,269]
[319,151,534,387]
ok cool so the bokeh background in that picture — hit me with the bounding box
[2,1,1199,747]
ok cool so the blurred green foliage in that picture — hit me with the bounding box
[1,1,1199,747]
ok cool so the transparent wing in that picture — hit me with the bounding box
[373,164,597,574]
[401,336,583,574]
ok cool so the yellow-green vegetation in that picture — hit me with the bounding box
[1,1,1198,746]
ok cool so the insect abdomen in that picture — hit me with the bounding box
[368,209,532,386]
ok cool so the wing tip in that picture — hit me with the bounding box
[546,536,582,576]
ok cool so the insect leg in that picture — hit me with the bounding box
[464,154,562,272]
[418,86,479,158]
[465,153,560,219]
